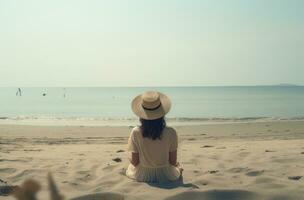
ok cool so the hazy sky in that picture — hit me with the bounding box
[0,0,303,87]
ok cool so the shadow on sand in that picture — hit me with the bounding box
[147,176,199,189]
[164,190,259,200]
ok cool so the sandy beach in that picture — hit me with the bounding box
[1,121,304,200]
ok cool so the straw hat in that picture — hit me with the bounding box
[131,91,171,120]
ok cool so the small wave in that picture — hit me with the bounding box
[1,115,304,124]
[168,117,304,122]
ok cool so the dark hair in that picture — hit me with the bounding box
[140,117,166,140]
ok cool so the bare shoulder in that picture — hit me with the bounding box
[131,126,141,136]
[165,126,177,135]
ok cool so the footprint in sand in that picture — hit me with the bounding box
[102,164,116,172]
[207,170,219,174]
[112,158,122,162]
[246,170,264,177]
[227,167,249,173]
[216,146,226,149]
[288,176,302,180]
[239,152,250,157]
[75,171,93,182]
[201,145,214,148]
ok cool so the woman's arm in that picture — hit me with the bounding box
[169,150,177,166]
[169,150,183,174]
[129,152,140,166]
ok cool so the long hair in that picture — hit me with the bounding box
[140,117,166,140]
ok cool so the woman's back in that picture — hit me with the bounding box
[128,126,178,167]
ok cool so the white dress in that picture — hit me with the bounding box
[126,126,181,183]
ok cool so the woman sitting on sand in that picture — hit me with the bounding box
[126,91,183,182]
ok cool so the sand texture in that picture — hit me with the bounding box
[0,121,304,200]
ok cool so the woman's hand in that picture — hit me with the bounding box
[175,162,184,175]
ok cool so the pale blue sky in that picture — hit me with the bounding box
[0,0,303,86]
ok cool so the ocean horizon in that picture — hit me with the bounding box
[1,86,304,126]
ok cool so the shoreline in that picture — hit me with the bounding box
[1,117,304,127]
[1,120,304,140]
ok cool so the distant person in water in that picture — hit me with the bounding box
[126,91,183,183]
[16,88,22,96]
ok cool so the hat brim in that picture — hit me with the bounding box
[131,92,171,120]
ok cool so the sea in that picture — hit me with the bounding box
[0,86,304,126]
